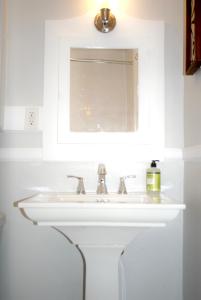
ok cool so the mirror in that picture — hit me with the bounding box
[70,48,138,132]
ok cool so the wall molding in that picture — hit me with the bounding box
[0,147,183,162]
[2,146,200,162]
[164,148,183,160]
[183,144,201,161]
[0,148,42,161]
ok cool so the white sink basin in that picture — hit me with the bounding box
[17,192,185,227]
[16,192,185,300]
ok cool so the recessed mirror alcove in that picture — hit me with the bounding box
[43,13,165,160]
[70,48,138,132]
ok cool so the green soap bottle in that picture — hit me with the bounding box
[146,160,161,193]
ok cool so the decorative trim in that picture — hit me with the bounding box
[0,148,42,161]
[38,222,166,227]
[1,145,200,162]
[164,148,183,160]
[183,144,201,161]
[0,147,183,162]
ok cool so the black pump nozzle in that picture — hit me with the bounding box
[151,160,159,167]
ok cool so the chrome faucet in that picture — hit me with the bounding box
[66,175,86,194]
[96,163,108,194]
[118,175,136,194]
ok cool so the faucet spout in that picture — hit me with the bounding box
[97,164,108,194]
[98,163,107,175]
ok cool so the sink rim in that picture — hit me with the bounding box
[16,192,186,210]
[15,192,185,228]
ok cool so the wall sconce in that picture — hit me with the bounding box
[94,8,116,33]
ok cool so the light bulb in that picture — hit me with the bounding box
[99,0,110,7]
[97,0,118,10]
[87,0,129,14]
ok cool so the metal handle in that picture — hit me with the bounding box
[66,175,86,194]
[118,175,136,194]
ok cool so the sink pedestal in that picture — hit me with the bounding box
[81,245,123,300]
[55,226,145,300]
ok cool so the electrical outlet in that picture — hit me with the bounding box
[24,107,39,129]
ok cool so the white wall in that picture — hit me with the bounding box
[0,0,6,129]
[0,1,184,300]
[183,162,201,300]
[184,73,201,146]
[183,51,201,300]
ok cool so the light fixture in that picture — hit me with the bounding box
[94,7,116,33]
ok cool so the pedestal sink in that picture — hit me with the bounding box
[16,192,185,300]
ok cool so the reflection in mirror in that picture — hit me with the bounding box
[70,48,138,132]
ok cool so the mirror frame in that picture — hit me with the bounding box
[43,13,165,161]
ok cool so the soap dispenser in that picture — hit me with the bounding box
[146,160,161,194]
